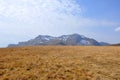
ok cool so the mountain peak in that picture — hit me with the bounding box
[71,33,80,36]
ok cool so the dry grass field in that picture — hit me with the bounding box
[0,46,120,80]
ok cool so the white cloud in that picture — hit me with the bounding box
[0,0,117,26]
[0,0,81,21]
[115,27,120,32]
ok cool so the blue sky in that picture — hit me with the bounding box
[0,0,120,47]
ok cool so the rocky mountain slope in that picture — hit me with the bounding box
[8,34,109,47]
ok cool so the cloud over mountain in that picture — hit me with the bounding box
[0,0,117,26]
[0,0,81,20]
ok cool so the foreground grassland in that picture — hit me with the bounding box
[0,46,120,80]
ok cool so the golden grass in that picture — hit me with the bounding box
[0,46,120,80]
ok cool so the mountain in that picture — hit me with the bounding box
[99,42,110,46]
[8,33,109,47]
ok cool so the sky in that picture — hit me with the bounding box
[0,0,120,47]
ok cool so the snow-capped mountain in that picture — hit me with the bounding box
[8,33,109,47]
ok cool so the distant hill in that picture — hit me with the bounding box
[8,33,109,47]
[110,43,120,46]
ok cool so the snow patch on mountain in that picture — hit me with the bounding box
[80,40,90,45]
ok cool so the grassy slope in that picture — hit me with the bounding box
[0,46,120,80]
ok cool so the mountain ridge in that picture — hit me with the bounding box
[8,33,109,47]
